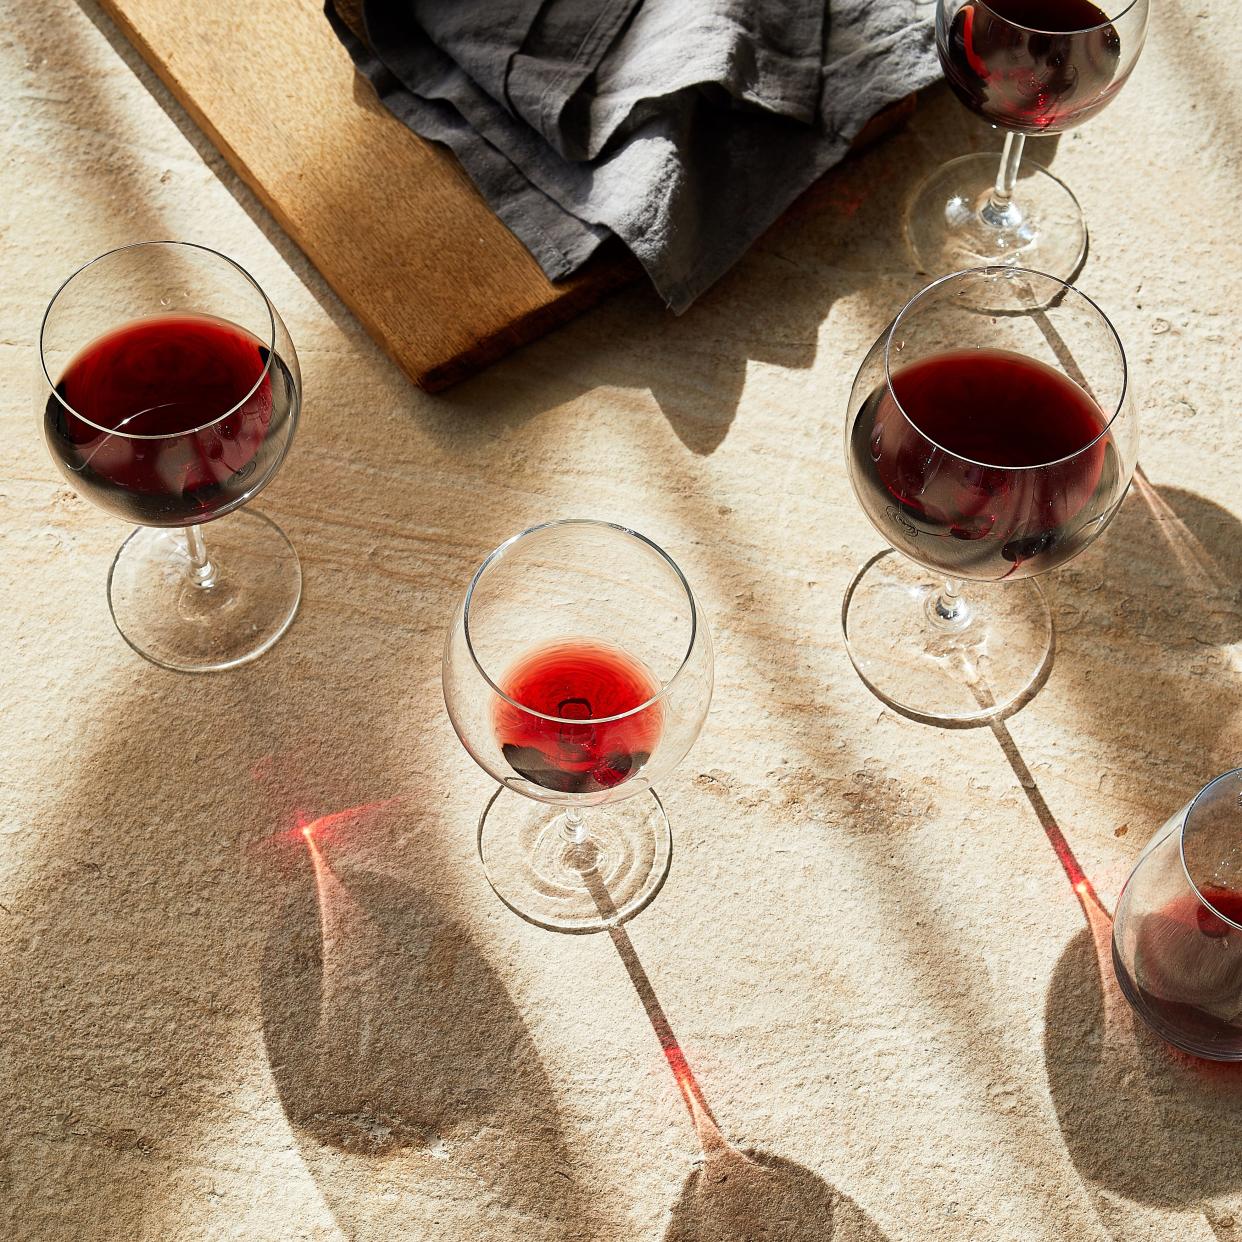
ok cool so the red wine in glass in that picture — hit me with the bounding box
[493,638,664,795]
[942,0,1126,134]
[1118,887,1242,1058]
[43,312,299,526]
[849,348,1122,580]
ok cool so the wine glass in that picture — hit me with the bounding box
[443,519,714,933]
[907,0,1149,281]
[37,241,302,672]
[1113,769,1242,1061]
[842,266,1137,724]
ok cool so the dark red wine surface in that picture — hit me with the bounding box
[850,348,1120,580]
[493,639,664,795]
[43,312,297,526]
[941,0,1128,133]
[1122,886,1242,1057]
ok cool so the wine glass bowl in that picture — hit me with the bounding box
[42,312,298,527]
[842,266,1138,724]
[488,637,668,797]
[443,519,714,933]
[908,0,1150,280]
[37,241,303,672]
[940,0,1144,135]
[1112,770,1242,1061]
[848,268,1133,583]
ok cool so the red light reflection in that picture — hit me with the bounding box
[663,1041,729,1156]
[297,797,404,843]
[254,797,403,1024]
[1042,814,1109,921]
[297,811,383,1028]
[264,797,404,852]
[597,903,732,1157]
[302,824,345,989]
[983,712,1111,923]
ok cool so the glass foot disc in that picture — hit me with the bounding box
[842,549,1054,726]
[906,152,1087,283]
[107,508,301,673]
[478,787,672,934]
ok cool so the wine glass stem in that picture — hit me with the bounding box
[932,577,968,626]
[982,132,1026,227]
[563,806,587,845]
[184,523,217,589]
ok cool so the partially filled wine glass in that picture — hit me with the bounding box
[1113,769,1242,1061]
[443,520,713,933]
[908,0,1149,280]
[38,241,302,672]
[842,266,1137,723]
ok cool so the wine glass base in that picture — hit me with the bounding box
[477,787,672,934]
[842,550,1053,726]
[107,508,302,673]
[905,152,1087,283]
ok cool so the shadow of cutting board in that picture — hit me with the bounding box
[97,0,915,391]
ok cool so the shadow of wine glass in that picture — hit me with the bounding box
[1050,474,1242,807]
[1044,918,1242,1212]
[664,1147,892,1242]
[921,474,1242,1227]
[260,825,610,1240]
[976,705,1242,1226]
[1061,474,1242,650]
[578,869,892,1242]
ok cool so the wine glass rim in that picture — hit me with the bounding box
[1178,767,1242,933]
[972,0,1142,35]
[38,240,279,440]
[462,518,700,724]
[882,265,1129,472]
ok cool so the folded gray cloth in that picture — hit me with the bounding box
[330,1,614,278]
[512,0,827,161]
[407,0,550,108]
[404,0,824,162]
[328,1,939,312]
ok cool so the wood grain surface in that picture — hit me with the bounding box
[94,0,639,390]
[94,0,913,391]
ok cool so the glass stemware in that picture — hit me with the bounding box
[443,519,714,933]
[1113,769,1242,1061]
[908,0,1149,281]
[842,266,1138,724]
[37,241,302,672]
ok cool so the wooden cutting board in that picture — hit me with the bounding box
[97,0,914,391]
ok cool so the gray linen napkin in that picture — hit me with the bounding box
[329,2,613,279]
[407,0,548,107]
[328,1,939,312]
[512,0,827,161]
[406,0,824,162]
[409,0,643,157]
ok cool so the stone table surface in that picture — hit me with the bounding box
[3,2,1241,1240]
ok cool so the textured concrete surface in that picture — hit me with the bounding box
[3,2,1241,1239]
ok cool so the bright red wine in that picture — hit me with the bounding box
[493,639,664,795]
[43,312,298,526]
[849,348,1122,580]
[940,0,1128,134]
[1120,887,1242,1058]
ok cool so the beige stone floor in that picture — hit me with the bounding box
[3,1,1241,1239]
